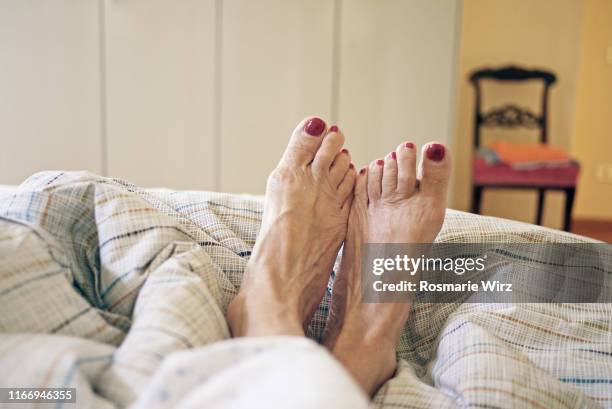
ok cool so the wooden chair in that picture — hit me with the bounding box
[469,65,579,231]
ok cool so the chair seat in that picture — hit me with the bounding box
[473,156,579,188]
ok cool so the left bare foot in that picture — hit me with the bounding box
[324,141,451,395]
[227,117,356,337]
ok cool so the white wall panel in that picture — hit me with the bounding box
[220,0,335,194]
[0,0,461,194]
[0,0,103,184]
[337,0,460,170]
[105,0,217,189]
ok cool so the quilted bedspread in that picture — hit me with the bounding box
[0,171,610,408]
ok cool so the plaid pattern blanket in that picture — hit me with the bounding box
[0,171,610,408]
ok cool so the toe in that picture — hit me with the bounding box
[280,116,327,167]
[329,148,351,187]
[396,142,417,196]
[354,167,368,207]
[312,126,345,176]
[367,159,384,202]
[337,165,356,205]
[381,152,398,198]
[418,142,451,200]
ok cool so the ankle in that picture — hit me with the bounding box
[331,333,398,396]
[227,292,304,337]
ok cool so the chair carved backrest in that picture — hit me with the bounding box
[469,65,557,148]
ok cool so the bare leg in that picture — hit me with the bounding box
[324,141,452,395]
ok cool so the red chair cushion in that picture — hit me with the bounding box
[473,156,579,188]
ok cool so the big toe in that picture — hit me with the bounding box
[280,116,328,167]
[418,142,451,201]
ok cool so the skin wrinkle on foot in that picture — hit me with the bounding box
[226,117,451,397]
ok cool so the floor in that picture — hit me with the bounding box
[572,219,612,243]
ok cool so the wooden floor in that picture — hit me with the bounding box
[572,219,612,243]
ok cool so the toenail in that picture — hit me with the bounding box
[329,125,339,133]
[341,148,349,154]
[426,143,445,162]
[391,151,397,160]
[359,167,367,175]
[405,142,415,149]
[376,159,384,166]
[349,163,354,169]
[304,117,326,136]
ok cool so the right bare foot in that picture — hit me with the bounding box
[324,141,451,396]
[227,117,356,338]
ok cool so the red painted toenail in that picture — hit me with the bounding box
[359,167,367,175]
[405,142,415,149]
[391,151,397,160]
[376,159,384,166]
[304,117,326,136]
[341,148,349,154]
[426,143,445,162]
[329,125,339,133]
[349,163,354,169]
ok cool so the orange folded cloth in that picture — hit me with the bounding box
[488,141,573,169]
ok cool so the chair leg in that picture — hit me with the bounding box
[471,186,483,214]
[563,188,576,232]
[536,189,545,225]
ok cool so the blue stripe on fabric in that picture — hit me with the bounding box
[560,378,612,384]
[0,269,64,297]
[175,200,263,214]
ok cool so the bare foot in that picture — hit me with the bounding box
[324,141,451,395]
[227,117,356,337]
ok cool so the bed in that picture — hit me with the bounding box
[0,171,609,408]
